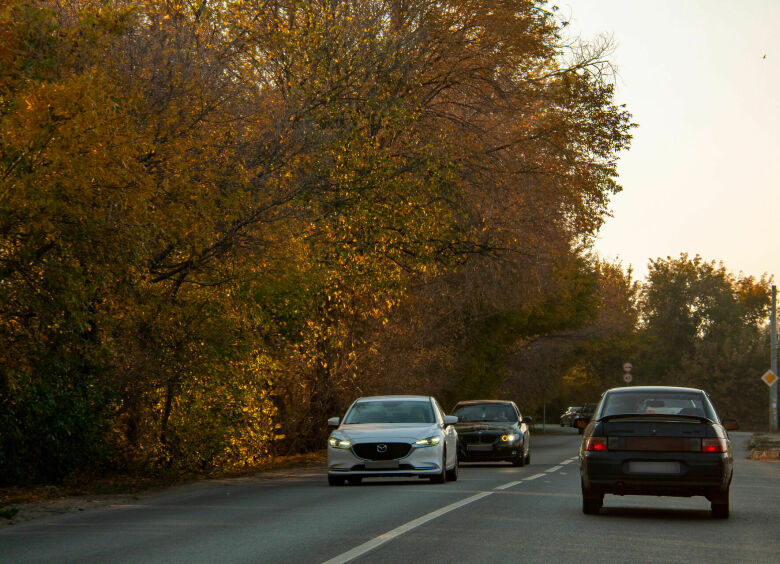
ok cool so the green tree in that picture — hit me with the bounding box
[636,254,771,427]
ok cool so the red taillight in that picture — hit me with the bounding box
[701,438,726,453]
[585,437,608,451]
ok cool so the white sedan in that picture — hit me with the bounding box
[327,395,459,485]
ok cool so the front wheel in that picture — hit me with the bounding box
[328,475,345,486]
[430,450,448,484]
[445,457,459,481]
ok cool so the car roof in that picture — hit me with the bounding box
[604,386,704,394]
[453,400,514,405]
[353,395,432,402]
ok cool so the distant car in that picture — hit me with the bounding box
[560,406,582,427]
[327,395,459,485]
[450,400,532,466]
[579,386,737,518]
[573,402,598,433]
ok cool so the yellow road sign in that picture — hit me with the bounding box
[761,370,778,387]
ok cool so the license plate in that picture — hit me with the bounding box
[365,460,399,470]
[627,461,681,474]
[467,445,493,452]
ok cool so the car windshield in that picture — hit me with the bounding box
[343,400,435,424]
[452,404,515,423]
[600,391,716,420]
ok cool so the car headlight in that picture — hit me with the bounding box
[501,434,519,442]
[328,437,352,449]
[414,436,442,447]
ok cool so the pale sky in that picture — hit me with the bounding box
[561,0,780,283]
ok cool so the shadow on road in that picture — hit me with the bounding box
[596,506,715,520]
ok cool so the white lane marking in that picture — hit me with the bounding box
[321,492,492,564]
[494,481,523,490]
[545,465,562,473]
[523,473,545,481]
[560,459,574,465]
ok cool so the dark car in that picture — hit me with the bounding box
[560,406,582,427]
[579,386,737,518]
[573,402,598,433]
[451,400,532,466]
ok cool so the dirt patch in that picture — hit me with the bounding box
[1,493,141,526]
[748,433,780,462]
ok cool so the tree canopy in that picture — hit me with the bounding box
[0,0,636,483]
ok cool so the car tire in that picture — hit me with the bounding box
[430,451,448,484]
[445,457,459,482]
[328,475,345,486]
[711,488,730,519]
[581,480,603,515]
[512,450,525,467]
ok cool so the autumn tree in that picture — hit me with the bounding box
[1,0,634,482]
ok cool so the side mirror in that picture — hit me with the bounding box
[327,417,340,427]
[522,416,533,424]
[722,419,739,431]
[443,415,458,426]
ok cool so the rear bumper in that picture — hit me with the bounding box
[581,451,732,496]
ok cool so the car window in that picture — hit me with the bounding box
[343,400,435,424]
[600,392,715,420]
[452,404,516,422]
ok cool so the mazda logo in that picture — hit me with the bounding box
[376,444,388,453]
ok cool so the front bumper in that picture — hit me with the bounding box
[328,444,443,478]
[581,450,732,496]
[457,440,522,461]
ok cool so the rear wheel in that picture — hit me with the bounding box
[328,475,345,486]
[711,488,730,518]
[581,480,603,515]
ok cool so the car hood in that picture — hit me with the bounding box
[454,422,517,433]
[335,423,441,442]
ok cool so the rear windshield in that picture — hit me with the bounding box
[452,403,516,423]
[344,400,435,424]
[599,391,717,421]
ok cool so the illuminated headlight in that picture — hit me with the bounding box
[328,437,352,449]
[501,434,519,442]
[414,436,442,447]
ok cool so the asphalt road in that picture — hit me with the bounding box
[2,429,778,563]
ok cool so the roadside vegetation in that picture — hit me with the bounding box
[0,1,773,492]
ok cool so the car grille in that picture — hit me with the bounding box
[352,442,412,460]
[459,431,502,445]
